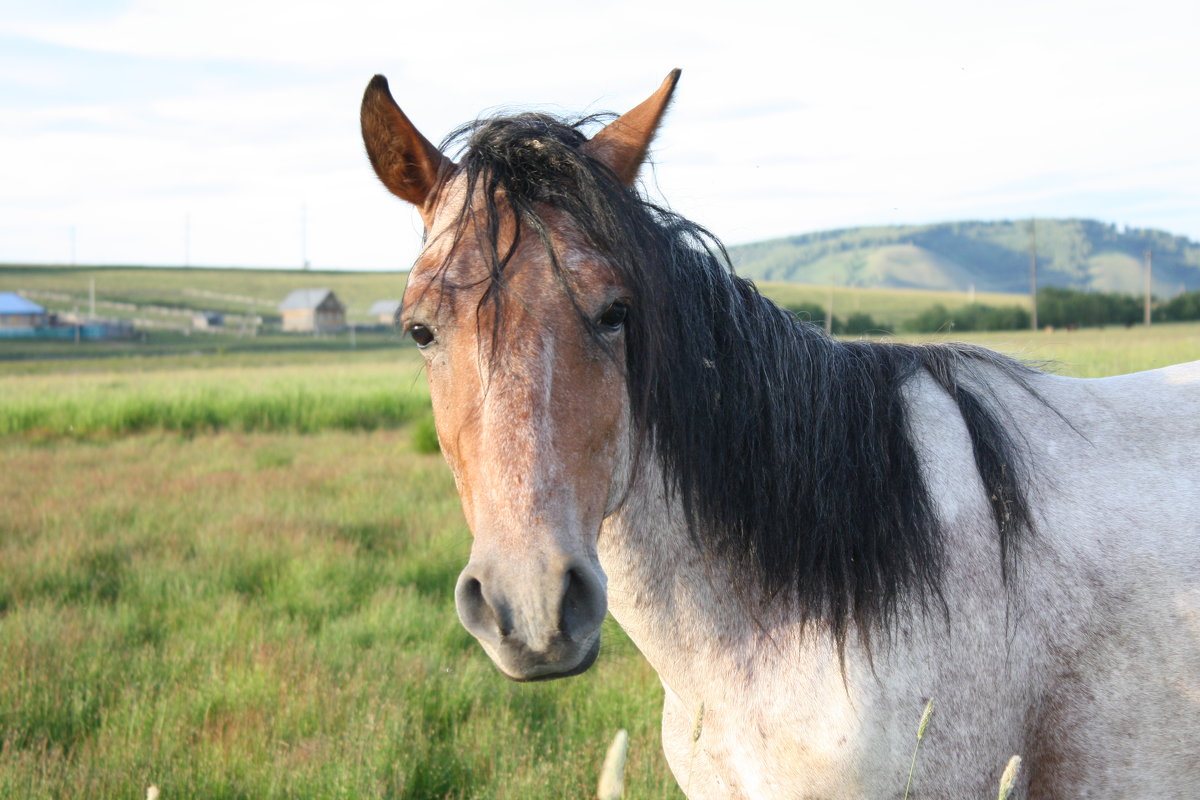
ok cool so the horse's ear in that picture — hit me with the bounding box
[583,69,681,186]
[361,75,454,221]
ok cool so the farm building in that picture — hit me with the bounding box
[278,289,346,333]
[192,311,225,330]
[0,292,48,329]
[367,299,402,325]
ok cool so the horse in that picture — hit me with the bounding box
[360,70,1200,798]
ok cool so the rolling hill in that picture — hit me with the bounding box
[0,262,1013,333]
[728,219,1200,297]
[5,217,1199,338]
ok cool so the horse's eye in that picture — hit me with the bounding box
[598,301,629,331]
[409,324,435,348]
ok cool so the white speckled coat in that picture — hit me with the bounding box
[361,69,1200,799]
[602,362,1200,798]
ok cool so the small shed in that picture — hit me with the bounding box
[367,299,402,326]
[278,289,346,333]
[192,312,225,330]
[0,292,48,328]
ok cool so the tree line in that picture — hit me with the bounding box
[784,287,1200,335]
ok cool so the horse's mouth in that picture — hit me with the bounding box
[496,633,602,683]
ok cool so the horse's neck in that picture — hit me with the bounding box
[595,369,1019,701]
[598,457,838,700]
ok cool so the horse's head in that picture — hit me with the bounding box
[361,72,680,680]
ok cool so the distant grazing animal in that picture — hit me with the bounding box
[360,69,1200,799]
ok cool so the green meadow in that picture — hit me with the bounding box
[893,321,1200,378]
[2,263,1023,332]
[0,264,410,327]
[0,430,675,799]
[0,361,427,438]
[1,315,1197,798]
[0,349,677,799]
[756,280,1031,328]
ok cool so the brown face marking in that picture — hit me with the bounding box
[403,192,628,541]
[401,180,627,678]
[367,71,679,681]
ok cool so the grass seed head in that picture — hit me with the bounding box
[997,754,1022,800]
[596,729,629,800]
[916,698,934,740]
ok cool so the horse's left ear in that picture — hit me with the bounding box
[583,69,681,186]
[361,75,454,223]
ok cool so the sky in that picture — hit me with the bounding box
[2,0,1198,271]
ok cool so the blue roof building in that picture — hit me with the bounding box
[0,292,44,314]
[0,292,48,328]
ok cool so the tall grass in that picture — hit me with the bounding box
[1,324,1193,797]
[898,321,1200,377]
[0,363,429,437]
[5,323,1195,440]
[0,432,679,799]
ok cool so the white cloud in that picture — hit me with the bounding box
[2,0,1198,267]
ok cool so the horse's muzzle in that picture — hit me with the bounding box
[454,556,607,681]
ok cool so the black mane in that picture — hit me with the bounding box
[434,112,1038,653]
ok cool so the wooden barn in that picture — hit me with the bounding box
[367,299,402,326]
[278,289,346,333]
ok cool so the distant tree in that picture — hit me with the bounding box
[836,312,883,335]
[903,303,1030,333]
[1036,287,1142,328]
[784,302,839,331]
[904,304,956,333]
[1160,289,1200,322]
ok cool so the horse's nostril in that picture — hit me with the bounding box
[456,574,509,640]
[560,564,605,641]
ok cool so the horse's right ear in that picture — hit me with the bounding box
[582,69,681,187]
[361,75,453,222]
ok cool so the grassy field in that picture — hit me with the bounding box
[0,360,428,438]
[0,431,676,799]
[0,321,1196,799]
[1,264,410,327]
[0,329,408,371]
[894,322,1200,378]
[757,280,1030,328]
[2,263,1024,333]
[0,347,678,799]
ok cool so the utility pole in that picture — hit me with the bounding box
[1143,248,1153,326]
[185,213,191,267]
[825,277,834,335]
[1028,219,1038,331]
[301,203,310,270]
[89,278,95,319]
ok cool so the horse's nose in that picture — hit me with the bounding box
[559,562,608,639]
[454,568,511,645]
[454,557,607,680]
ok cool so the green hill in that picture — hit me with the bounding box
[2,263,1028,353]
[1,262,1008,334]
[6,217,1199,339]
[729,219,1200,297]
